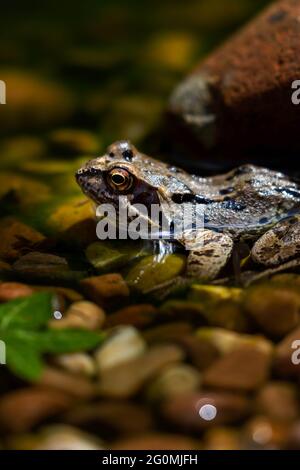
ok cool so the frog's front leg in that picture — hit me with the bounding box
[251,215,300,266]
[182,229,234,281]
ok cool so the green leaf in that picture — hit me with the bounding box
[0,292,54,331]
[36,329,105,354]
[2,328,104,354]
[3,333,44,381]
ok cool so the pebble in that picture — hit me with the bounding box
[49,300,106,331]
[196,327,273,356]
[0,217,45,261]
[10,425,104,450]
[126,254,186,293]
[65,401,154,436]
[104,304,158,329]
[176,334,220,371]
[244,285,300,337]
[0,282,35,302]
[38,366,97,399]
[13,251,84,284]
[203,427,241,450]
[202,345,272,392]
[80,273,129,309]
[241,416,289,450]
[142,322,193,344]
[95,326,147,373]
[53,353,97,377]
[98,345,184,398]
[162,391,250,432]
[0,387,73,433]
[145,364,201,402]
[255,382,299,423]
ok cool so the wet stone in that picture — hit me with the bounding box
[53,353,97,377]
[98,345,184,398]
[49,300,106,331]
[161,390,251,432]
[104,304,158,329]
[0,218,45,262]
[142,322,193,345]
[65,401,154,436]
[13,252,85,283]
[95,326,146,373]
[244,285,300,338]
[10,425,105,450]
[0,282,35,302]
[80,273,129,309]
[0,387,74,433]
[203,427,241,450]
[145,364,201,402]
[255,382,300,423]
[202,345,272,392]
[241,416,290,450]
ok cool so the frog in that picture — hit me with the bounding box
[76,140,300,283]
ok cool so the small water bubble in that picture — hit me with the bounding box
[199,404,217,421]
[53,311,63,320]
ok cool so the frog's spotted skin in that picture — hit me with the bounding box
[76,140,300,281]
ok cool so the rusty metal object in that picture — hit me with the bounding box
[168,0,300,168]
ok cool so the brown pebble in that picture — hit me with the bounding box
[0,282,35,302]
[203,427,241,450]
[39,366,97,398]
[80,273,129,308]
[168,0,300,165]
[241,416,289,450]
[255,382,299,423]
[98,345,184,398]
[244,286,299,338]
[145,364,201,402]
[176,334,220,371]
[65,401,154,436]
[0,217,45,262]
[104,304,158,329]
[10,425,104,450]
[162,391,250,432]
[285,422,300,450]
[111,433,197,450]
[49,300,106,331]
[0,387,73,433]
[203,346,272,392]
[142,322,193,344]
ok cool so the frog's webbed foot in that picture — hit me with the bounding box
[251,215,300,266]
[182,230,234,281]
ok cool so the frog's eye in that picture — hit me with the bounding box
[107,168,133,192]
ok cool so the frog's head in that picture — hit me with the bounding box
[76,140,195,235]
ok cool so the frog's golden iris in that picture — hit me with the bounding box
[107,167,133,193]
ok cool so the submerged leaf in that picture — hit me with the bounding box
[0,292,53,331]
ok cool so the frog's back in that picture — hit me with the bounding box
[191,165,300,239]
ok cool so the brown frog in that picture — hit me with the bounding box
[76,140,300,282]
